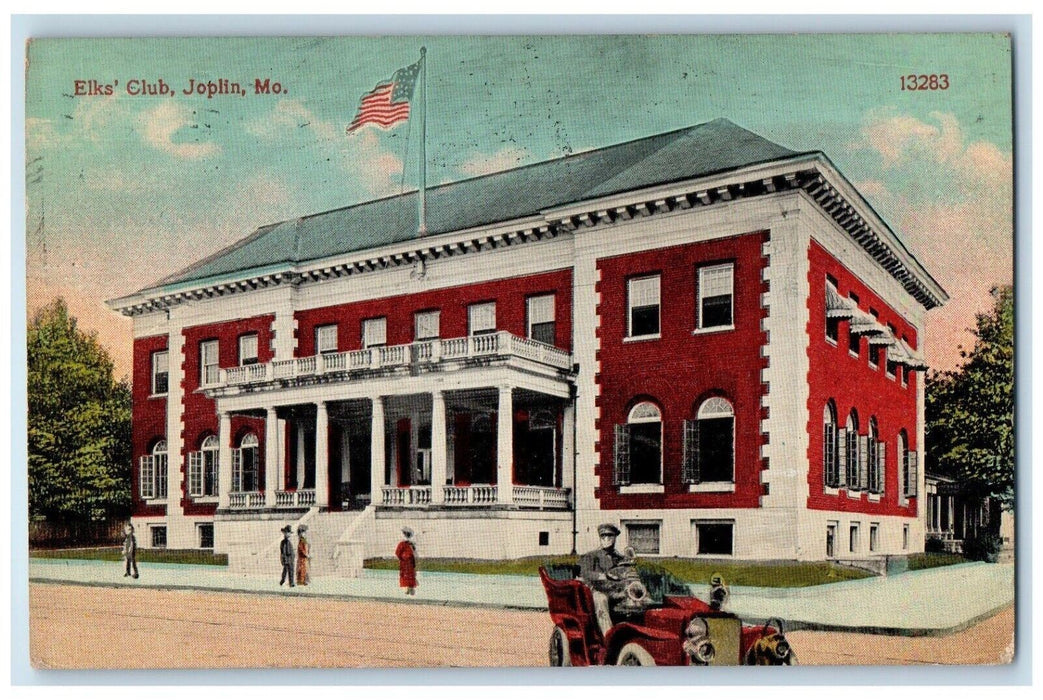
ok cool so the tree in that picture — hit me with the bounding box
[28,298,132,523]
[925,285,1014,510]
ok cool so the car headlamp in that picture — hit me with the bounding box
[685,617,708,640]
[683,638,715,665]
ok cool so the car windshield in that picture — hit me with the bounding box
[543,561,691,604]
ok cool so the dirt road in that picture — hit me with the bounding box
[28,583,1013,669]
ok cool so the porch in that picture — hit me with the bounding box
[204,333,576,514]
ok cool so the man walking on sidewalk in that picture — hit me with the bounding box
[278,525,295,587]
[122,524,139,579]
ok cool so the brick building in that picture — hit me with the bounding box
[108,119,947,573]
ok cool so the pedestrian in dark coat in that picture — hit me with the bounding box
[395,527,417,595]
[122,524,139,579]
[279,525,295,587]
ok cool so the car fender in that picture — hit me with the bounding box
[603,622,679,665]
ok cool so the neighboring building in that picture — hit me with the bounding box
[925,472,1013,557]
[107,119,947,572]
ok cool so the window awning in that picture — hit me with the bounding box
[868,328,896,346]
[848,310,886,336]
[825,286,856,319]
[886,337,928,370]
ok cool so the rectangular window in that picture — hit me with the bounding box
[826,522,837,559]
[204,449,219,497]
[315,324,338,354]
[824,421,839,488]
[696,521,734,556]
[869,523,880,552]
[198,523,214,550]
[414,310,441,341]
[468,302,497,336]
[848,293,860,357]
[849,523,861,553]
[902,524,910,550]
[139,456,155,500]
[150,526,167,549]
[625,522,661,555]
[239,334,259,366]
[188,452,203,497]
[697,263,734,329]
[151,350,169,395]
[200,340,219,386]
[527,294,556,345]
[362,317,387,348]
[845,431,860,489]
[627,274,660,338]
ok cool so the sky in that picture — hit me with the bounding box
[24,34,1013,379]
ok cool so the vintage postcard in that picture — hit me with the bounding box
[24,33,1015,670]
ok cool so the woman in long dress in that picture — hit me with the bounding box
[395,527,417,595]
[296,524,310,585]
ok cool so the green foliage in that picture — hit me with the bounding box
[28,299,132,523]
[924,536,947,554]
[961,531,1002,563]
[926,285,1014,510]
[905,552,968,571]
[30,548,229,566]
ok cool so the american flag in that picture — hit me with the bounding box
[347,59,421,133]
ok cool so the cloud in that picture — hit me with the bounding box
[343,128,404,196]
[137,101,220,159]
[849,110,1012,371]
[459,146,533,177]
[246,98,338,142]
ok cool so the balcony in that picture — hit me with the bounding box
[227,491,265,509]
[381,484,571,510]
[214,332,573,393]
[275,489,316,508]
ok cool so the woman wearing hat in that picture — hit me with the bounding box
[296,524,311,586]
[395,526,417,596]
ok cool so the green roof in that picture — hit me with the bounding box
[154,119,805,290]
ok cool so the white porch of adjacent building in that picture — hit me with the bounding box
[204,331,577,514]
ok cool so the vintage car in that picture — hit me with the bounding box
[539,561,796,666]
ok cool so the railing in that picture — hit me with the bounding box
[444,484,498,505]
[228,491,265,509]
[274,489,316,508]
[215,331,573,388]
[382,486,432,506]
[513,486,571,509]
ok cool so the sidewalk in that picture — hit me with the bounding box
[28,557,1013,636]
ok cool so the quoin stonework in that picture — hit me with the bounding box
[107,119,948,575]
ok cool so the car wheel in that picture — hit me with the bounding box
[549,626,572,667]
[616,642,656,666]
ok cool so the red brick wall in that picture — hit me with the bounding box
[595,231,769,510]
[806,240,919,516]
[180,315,274,515]
[294,270,573,355]
[131,335,168,517]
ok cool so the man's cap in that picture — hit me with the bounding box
[281,525,292,534]
[597,523,621,537]
[710,573,726,586]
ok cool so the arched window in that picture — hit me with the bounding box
[845,411,860,489]
[140,439,169,500]
[234,432,260,492]
[692,397,734,483]
[823,403,839,488]
[867,419,880,493]
[189,435,220,498]
[615,402,662,486]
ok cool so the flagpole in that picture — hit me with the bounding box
[417,46,427,237]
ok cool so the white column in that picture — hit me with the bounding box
[217,411,232,508]
[295,420,306,488]
[430,391,447,504]
[264,407,278,507]
[370,396,385,506]
[497,385,514,504]
[561,401,575,493]
[315,401,329,508]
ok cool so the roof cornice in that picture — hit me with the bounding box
[107,154,947,316]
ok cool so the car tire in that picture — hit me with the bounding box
[549,626,572,667]
[616,642,656,666]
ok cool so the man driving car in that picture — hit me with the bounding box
[579,523,629,634]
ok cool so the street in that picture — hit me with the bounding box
[29,582,1013,669]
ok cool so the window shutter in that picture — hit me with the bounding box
[188,452,202,497]
[877,442,886,494]
[858,435,869,490]
[836,428,847,487]
[156,454,168,499]
[232,450,242,492]
[613,424,631,486]
[139,456,154,499]
[682,419,701,484]
[906,451,918,497]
